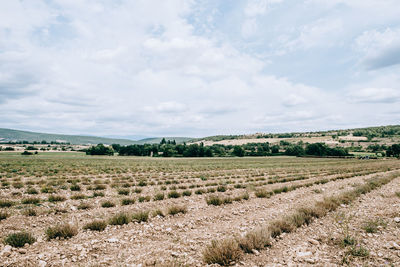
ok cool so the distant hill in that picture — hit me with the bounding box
[0,128,195,145]
[0,128,139,145]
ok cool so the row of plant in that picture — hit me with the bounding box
[2,204,187,248]
[202,172,399,265]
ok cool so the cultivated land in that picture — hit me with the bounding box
[0,154,400,266]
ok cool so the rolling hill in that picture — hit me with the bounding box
[0,128,193,145]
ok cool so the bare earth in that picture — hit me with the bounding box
[0,156,399,267]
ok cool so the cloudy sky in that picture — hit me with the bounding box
[1,0,400,138]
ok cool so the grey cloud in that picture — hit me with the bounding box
[364,44,400,70]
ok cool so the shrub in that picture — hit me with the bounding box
[0,211,10,221]
[255,189,271,198]
[22,197,41,205]
[138,195,151,202]
[4,232,36,247]
[26,188,39,194]
[268,219,295,238]
[118,189,130,195]
[101,201,116,208]
[71,194,86,200]
[167,205,187,215]
[350,244,369,257]
[182,190,192,196]
[168,191,181,199]
[195,189,205,195]
[132,211,149,223]
[70,184,81,191]
[0,199,14,208]
[152,209,164,217]
[92,192,104,198]
[217,185,227,192]
[45,224,77,240]
[153,193,165,201]
[203,239,242,265]
[23,208,37,217]
[84,220,107,231]
[121,198,135,205]
[206,195,223,206]
[48,195,66,202]
[77,203,91,210]
[109,213,130,225]
[237,227,271,253]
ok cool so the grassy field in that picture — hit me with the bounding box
[0,154,399,266]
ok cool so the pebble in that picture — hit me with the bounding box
[107,238,119,243]
[38,260,47,267]
[394,217,400,223]
[1,245,12,257]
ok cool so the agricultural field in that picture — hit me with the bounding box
[0,154,400,266]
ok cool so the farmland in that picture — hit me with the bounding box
[1,153,400,266]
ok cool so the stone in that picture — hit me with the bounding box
[1,245,12,257]
[251,249,260,255]
[297,251,312,257]
[38,260,47,267]
[107,238,118,243]
[394,217,400,223]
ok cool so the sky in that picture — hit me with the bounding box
[1,0,400,138]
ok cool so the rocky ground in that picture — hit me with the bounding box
[1,168,399,267]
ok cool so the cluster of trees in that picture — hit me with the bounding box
[85,141,400,158]
[387,144,400,157]
[85,144,114,156]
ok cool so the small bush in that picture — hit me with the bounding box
[152,209,165,217]
[217,185,227,192]
[350,244,369,257]
[48,195,66,202]
[26,188,39,194]
[4,232,36,247]
[77,203,91,210]
[71,194,86,200]
[46,224,78,240]
[195,189,205,195]
[168,191,181,199]
[92,192,104,198]
[203,238,242,265]
[0,211,10,221]
[84,220,107,231]
[22,197,41,205]
[237,227,271,253]
[70,184,81,191]
[395,191,400,198]
[101,201,115,208]
[121,198,135,205]
[255,189,271,198]
[167,205,187,215]
[138,195,151,202]
[132,211,149,223]
[23,208,37,217]
[182,190,192,196]
[109,213,130,225]
[153,193,165,201]
[206,195,223,206]
[118,189,130,195]
[0,199,14,208]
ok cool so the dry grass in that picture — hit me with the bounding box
[46,224,78,240]
[203,238,243,266]
[237,227,271,253]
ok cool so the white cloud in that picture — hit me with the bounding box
[0,0,399,137]
[347,88,400,103]
[355,27,400,69]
